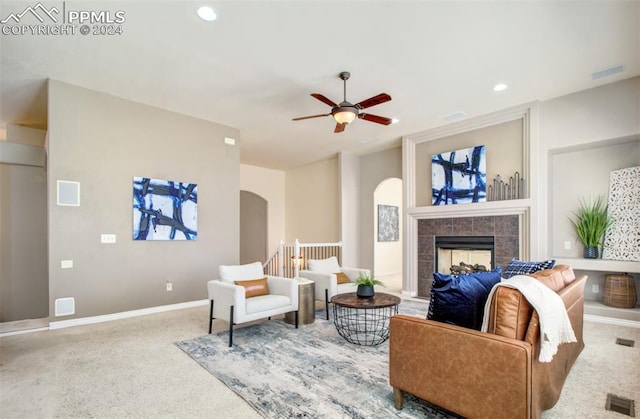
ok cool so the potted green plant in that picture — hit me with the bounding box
[354,273,384,298]
[569,195,613,259]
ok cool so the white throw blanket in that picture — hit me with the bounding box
[481,275,576,363]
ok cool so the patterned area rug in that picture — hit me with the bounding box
[176,300,461,418]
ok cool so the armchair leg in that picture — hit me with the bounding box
[228,305,234,347]
[325,289,330,320]
[295,311,299,329]
[208,300,215,334]
[393,387,404,410]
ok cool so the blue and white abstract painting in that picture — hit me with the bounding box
[133,177,198,240]
[432,145,486,205]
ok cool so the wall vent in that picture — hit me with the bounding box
[55,297,75,317]
[606,394,635,417]
[616,338,635,347]
[592,64,624,80]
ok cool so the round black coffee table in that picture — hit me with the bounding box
[331,292,401,346]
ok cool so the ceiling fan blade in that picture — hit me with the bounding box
[292,113,331,121]
[355,93,391,109]
[334,122,346,133]
[359,113,393,125]
[311,93,338,107]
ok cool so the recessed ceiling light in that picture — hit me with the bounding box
[493,83,508,92]
[197,6,218,21]
[391,118,399,124]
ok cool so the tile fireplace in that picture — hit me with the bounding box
[418,215,519,297]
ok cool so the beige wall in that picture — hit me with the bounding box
[239,191,268,264]
[414,119,523,207]
[359,147,403,273]
[0,163,48,322]
[374,177,402,276]
[240,164,285,255]
[550,141,639,258]
[339,152,360,267]
[540,76,640,257]
[47,80,240,319]
[285,158,339,243]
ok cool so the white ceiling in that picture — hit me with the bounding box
[1,1,638,170]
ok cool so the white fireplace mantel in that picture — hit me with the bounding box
[402,103,539,298]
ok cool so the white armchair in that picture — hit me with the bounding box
[207,261,299,346]
[299,256,371,320]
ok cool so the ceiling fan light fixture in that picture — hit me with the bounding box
[333,108,357,124]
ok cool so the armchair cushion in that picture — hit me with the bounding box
[307,257,341,274]
[235,277,270,298]
[335,272,352,284]
[219,261,264,283]
[427,268,502,330]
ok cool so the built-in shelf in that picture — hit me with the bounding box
[584,300,640,326]
[554,258,640,274]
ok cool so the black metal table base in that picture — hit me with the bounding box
[332,304,398,346]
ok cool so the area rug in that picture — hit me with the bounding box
[176,300,462,418]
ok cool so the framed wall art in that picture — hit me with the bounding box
[133,176,198,240]
[432,145,486,205]
[378,204,399,242]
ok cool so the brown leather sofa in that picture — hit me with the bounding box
[389,265,587,419]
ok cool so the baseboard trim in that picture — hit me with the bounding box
[0,327,50,337]
[49,299,209,330]
[584,314,640,328]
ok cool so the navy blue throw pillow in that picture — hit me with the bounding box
[427,267,502,330]
[502,258,555,279]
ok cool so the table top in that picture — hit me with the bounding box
[331,292,401,309]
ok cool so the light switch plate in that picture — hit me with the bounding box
[564,241,571,250]
[61,260,73,269]
[101,234,116,244]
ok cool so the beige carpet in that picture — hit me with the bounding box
[1,304,638,418]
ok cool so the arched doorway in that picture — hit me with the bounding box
[240,190,268,264]
[373,177,403,293]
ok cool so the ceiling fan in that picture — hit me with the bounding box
[293,71,393,133]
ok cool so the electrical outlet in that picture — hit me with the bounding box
[564,241,571,250]
[166,281,173,292]
[592,284,599,294]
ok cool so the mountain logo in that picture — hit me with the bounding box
[1,2,60,24]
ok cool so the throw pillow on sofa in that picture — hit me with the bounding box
[502,258,555,279]
[427,267,502,330]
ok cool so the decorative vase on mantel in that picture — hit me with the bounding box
[356,284,375,298]
[583,246,599,259]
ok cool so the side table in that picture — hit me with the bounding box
[285,278,315,325]
[331,292,400,346]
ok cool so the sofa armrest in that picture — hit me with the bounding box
[341,267,370,281]
[299,270,337,300]
[266,276,299,309]
[390,315,533,418]
[207,280,246,321]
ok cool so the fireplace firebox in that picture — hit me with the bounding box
[435,236,495,274]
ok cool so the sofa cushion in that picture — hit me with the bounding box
[335,272,352,284]
[307,257,341,274]
[503,258,555,279]
[235,277,270,298]
[427,267,502,330]
[219,261,264,283]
